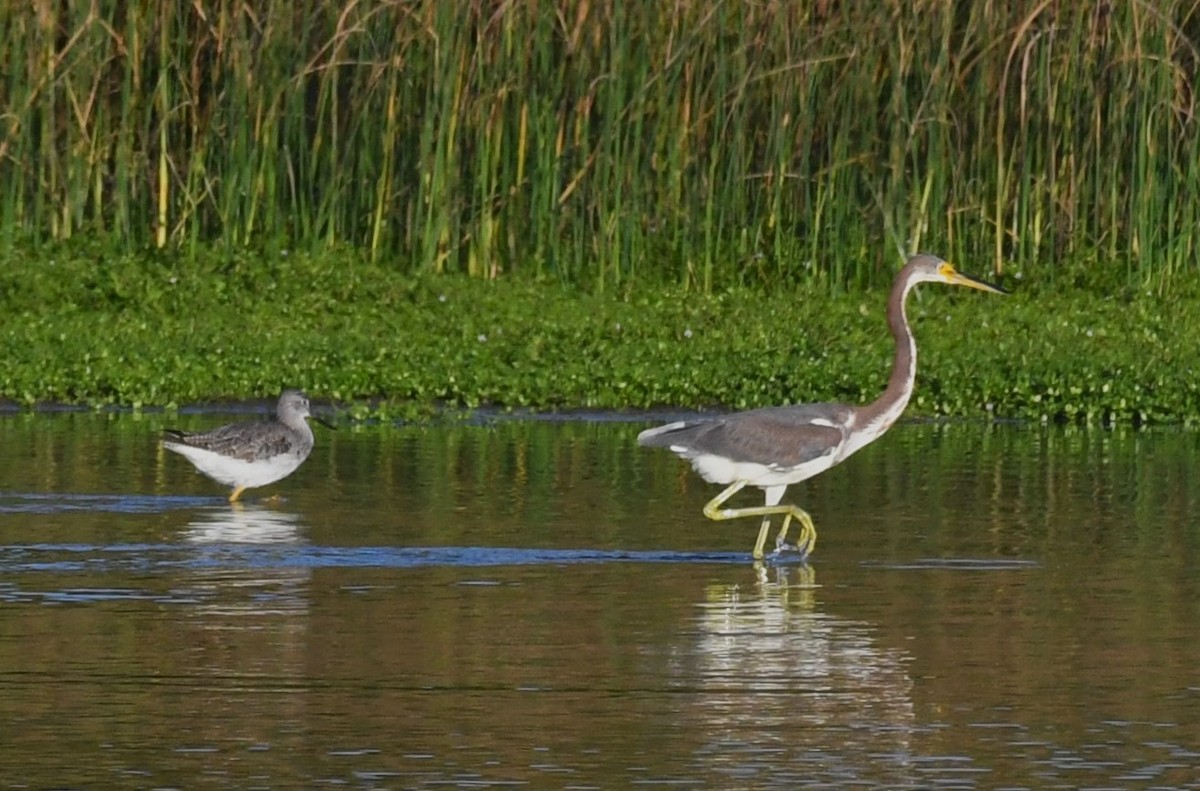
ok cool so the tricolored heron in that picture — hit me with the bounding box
[637,253,1007,560]
[163,390,333,502]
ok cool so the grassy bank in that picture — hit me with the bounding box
[4,2,1200,291]
[2,244,1197,425]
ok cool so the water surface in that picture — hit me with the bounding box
[1,411,1198,788]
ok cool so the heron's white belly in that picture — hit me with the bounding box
[687,452,837,488]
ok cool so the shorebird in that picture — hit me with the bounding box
[163,389,330,502]
[637,253,1007,560]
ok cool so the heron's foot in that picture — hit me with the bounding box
[774,534,802,555]
[763,535,811,567]
[771,534,810,560]
[771,509,817,559]
[771,522,816,560]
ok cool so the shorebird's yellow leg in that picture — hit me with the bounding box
[228,486,245,503]
[703,481,818,560]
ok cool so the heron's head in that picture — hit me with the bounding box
[905,253,1007,295]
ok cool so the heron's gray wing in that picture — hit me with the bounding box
[640,404,852,468]
[163,420,298,462]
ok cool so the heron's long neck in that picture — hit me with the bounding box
[857,279,916,431]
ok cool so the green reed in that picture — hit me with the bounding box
[2,1,1199,291]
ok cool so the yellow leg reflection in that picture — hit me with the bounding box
[753,561,818,609]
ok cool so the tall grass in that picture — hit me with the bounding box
[2,0,1199,291]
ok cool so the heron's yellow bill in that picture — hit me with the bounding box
[938,262,1008,295]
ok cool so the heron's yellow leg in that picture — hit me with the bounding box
[228,486,245,503]
[702,481,818,559]
[755,516,773,560]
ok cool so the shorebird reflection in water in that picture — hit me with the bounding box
[638,254,1007,560]
[163,389,332,502]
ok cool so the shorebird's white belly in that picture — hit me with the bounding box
[166,445,303,489]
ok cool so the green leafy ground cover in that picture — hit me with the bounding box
[1,243,1196,426]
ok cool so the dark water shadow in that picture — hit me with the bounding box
[862,557,1041,571]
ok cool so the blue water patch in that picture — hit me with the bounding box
[0,542,750,574]
[286,545,750,569]
[0,492,215,514]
